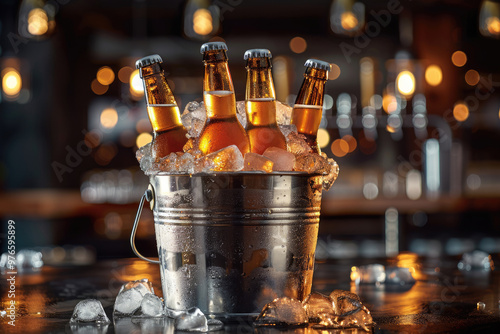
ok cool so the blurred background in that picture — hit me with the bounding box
[1,0,499,264]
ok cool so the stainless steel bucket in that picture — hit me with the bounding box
[131,172,323,316]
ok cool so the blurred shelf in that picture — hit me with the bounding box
[0,189,138,219]
[1,189,499,219]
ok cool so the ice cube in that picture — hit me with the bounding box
[236,100,247,128]
[263,147,295,171]
[276,101,293,125]
[194,145,244,173]
[181,101,207,136]
[138,293,163,317]
[114,279,154,316]
[286,132,312,156]
[279,124,297,138]
[136,143,154,174]
[385,266,416,285]
[174,307,208,332]
[458,250,494,271]
[243,153,274,172]
[70,299,110,323]
[294,153,326,173]
[322,158,340,191]
[350,264,386,285]
[329,290,363,315]
[254,297,308,326]
[302,292,335,323]
[153,152,179,173]
[175,152,195,173]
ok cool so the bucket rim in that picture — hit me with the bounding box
[149,171,324,177]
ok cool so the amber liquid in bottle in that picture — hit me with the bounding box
[291,65,328,153]
[139,61,187,159]
[198,46,250,155]
[245,54,286,154]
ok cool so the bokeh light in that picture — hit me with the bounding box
[396,71,416,96]
[425,65,443,86]
[97,66,115,85]
[342,134,357,153]
[451,51,467,67]
[193,8,213,35]
[2,68,22,97]
[100,108,118,129]
[130,69,144,99]
[341,12,359,31]
[118,66,133,83]
[289,37,307,54]
[91,78,108,95]
[382,93,398,114]
[136,132,153,148]
[329,63,341,80]
[453,102,469,122]
[465,70,480,86]
[94,143,117,166]
[317,128,330,149]
[28,8,48,36]
[486,17,500,35]
[331,138,349,157]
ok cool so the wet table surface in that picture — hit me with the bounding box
[1,255,500,333]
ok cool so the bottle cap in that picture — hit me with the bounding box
[200,42,228,53]
[304,59,331,71]
[135,54,163,69]
[244,49,272,60]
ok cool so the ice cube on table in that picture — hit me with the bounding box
[174,307,208,332]
[458,250,494,271]
[254,297,308,326]
[114,279,155,316]
[286,131,311,156]
[302,292,335,323]
[194,145,244,172]
[138,294,163,317]
[243,152,274,172]
[236,100,247,128]
[70,299,110,324]
[276,101,293,125]
[263,147,295,171]
[350,264,386,285]
[16,249,44,269]
[329,290,363,315]
[385,266,416,285]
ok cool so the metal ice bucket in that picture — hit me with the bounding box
[131,172,323,316]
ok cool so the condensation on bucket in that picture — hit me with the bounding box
[150,172,323,315]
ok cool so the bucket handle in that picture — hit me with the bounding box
[130,187,160,264]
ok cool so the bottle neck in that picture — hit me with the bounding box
[140,64,182,132]
[294,68,328,106]
[245,58,275,100]
[203,50,234,92]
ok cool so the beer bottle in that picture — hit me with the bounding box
[136,55,188,159]
[291,59,330,153]
[244,49,287,154]
[198,42,250,155]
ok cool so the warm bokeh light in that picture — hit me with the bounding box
[130,69,144,98]
[289,37,307,54]
[453,102,469,122]
[91,78,108,95]
[317,128,330,149]
[465,69,480,86]
[136,132,153,148]
[94,143,117,166]
[136,118,152,133]
[329,63,341,80]
[386,124,397,133]
[27,8,48,36]
[382,93,398,114]
[100,108,118,129]
[118,66,133,83]
[451,51,467,67]
[97,66,115,85]
[425,65,443,86]
[396,71,416,96]
[193,8,213,35]
[342,134,357,153]
[486,16,500,35]
[331,138,349,157]
[2,67,22,97]
[341,11,359,31]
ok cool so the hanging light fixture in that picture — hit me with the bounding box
[479,0,500,38]
[330,0,365,36]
